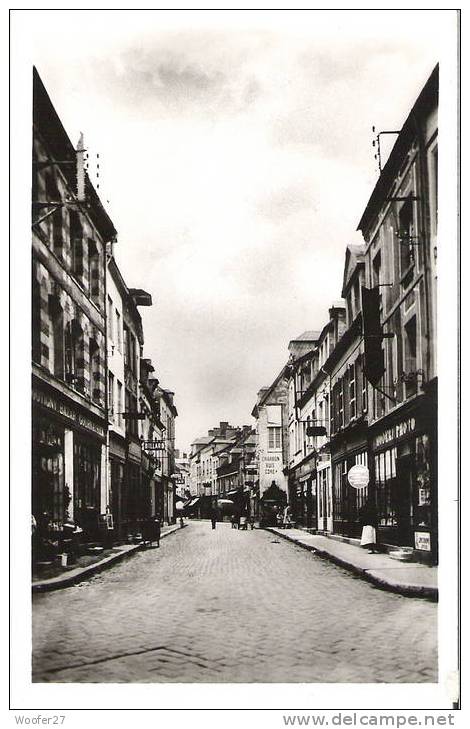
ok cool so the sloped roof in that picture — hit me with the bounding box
[292,330,321,342]
[251,365,289,417]
[341,244,365,296]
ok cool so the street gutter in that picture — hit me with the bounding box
[265,527,438,601]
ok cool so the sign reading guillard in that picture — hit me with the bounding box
[32,388,105,438]
[373,417,416,449]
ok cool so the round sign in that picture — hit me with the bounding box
[347,464,370,489]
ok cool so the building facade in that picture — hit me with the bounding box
[252,372,289,523]
[32,69,115,543]
[357,65,438,561]
[327,248,369,539]
[106,255,127,539]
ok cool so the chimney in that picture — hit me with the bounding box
[76,132,86,202]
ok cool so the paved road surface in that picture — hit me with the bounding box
[32,520,437,683]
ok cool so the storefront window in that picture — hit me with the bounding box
[374,433,432,544]
[375,447,398,527]
[32,421,66,527]
[333,454,370,535]
[414,434,431,528]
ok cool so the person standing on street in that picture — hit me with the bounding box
[359,497,379,554]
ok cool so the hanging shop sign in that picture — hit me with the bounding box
[142,440,166,451]
[347,464,370,489]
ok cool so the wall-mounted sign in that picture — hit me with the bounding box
[347,464,370,489]
[414,531,431,551]
[373,417,416,449]
[33,387,105,438]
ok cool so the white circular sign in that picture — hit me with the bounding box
[347,464,370,489]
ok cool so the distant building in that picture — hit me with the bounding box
[216,426,257,516]
[188,422,248,517]
[139,359,166,524]
[154,387,178,524]
[251,371,289,522]
[286,331,320,526]
[121,280,152,533]
[106,255,127,538]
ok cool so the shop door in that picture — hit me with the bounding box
[325,471,333,533]
[319,470,333,532]
[395,454,414,546]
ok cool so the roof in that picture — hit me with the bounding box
[341,244,366,296]
[357,64,438,235]
[291,330,321,342]
[251,365,289,418]
[33,67,117,242]
[191,436,214,446]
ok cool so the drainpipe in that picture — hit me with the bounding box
[103,246,111,520]
[411,110,432,381]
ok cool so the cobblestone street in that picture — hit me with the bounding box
[32,521,437,683]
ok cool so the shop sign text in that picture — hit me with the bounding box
[33,388,105,438]
[414,531,431,551]
[373,417,416,449]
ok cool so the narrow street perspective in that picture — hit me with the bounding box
[23,10,457,700]
[33,521,437,684]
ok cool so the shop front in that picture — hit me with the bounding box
[330,421,369,538]
[109,432,126,539]
[32,377,107,546]
[32,416,67,530]
[316,457,332,533]
[369,392,437,563]
[289,453,317,528]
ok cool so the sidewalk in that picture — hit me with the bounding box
[32,523,185,593]
[266,526,438,600]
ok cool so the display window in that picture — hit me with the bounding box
[374,433,432,545]
[333,451,369,535]
[32,420,67,528]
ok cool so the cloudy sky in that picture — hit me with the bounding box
[18,10,453,451]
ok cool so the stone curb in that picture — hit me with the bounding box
[32,524,186,593]
[265,528,438,602]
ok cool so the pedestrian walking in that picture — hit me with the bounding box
[210,509,217,530]
[359,498,379,554]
